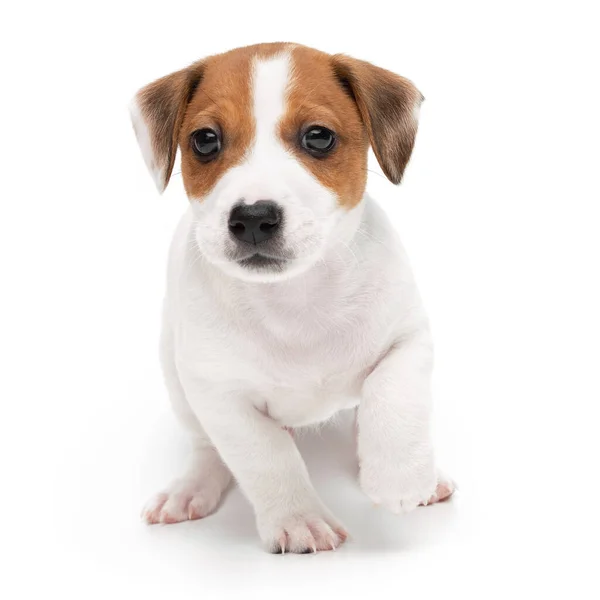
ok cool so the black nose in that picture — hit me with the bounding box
[228,201,282,244]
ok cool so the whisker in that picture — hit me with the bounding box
[367,169,386,180]
[338,240,360,268]
[356,226,386,246]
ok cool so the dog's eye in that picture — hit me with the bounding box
[190,128,221,162]
[301,126,336,156]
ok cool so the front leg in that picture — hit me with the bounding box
[358,331,452,512]
[180,376,347,553]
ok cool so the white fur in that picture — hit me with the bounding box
[412,101,422,122]
[129,97,165,192]
[138,52,445,552]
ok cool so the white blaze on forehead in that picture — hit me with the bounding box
[240,52,293,205]
[252,52,291,141]
[237,49,338,217]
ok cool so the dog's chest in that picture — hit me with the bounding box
[249,316,371,426]
[179,285,383,427]
[219,338,367,427]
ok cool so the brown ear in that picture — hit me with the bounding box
[332,55,423,185]
[129,62,204,192]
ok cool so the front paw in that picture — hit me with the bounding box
[359,453,438,514]
[142,476,224,524]
[256,504,348,554]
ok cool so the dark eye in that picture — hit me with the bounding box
[301,126,336,155]
[190,128,221,162]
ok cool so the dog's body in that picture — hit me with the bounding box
[166,196,420,427]
[131,43,454,553]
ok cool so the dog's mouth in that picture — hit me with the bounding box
[238,253,288,271]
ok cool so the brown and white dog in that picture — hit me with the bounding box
[131,42,454,553]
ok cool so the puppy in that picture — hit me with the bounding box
[131,42,454,553]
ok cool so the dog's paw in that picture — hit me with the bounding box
[420,474,456,506]
[257,508,348,554]
[359,454,442,514]
[142,477,224,525]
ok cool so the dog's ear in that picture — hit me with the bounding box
[332,55,423,185]
[130,62,204,193]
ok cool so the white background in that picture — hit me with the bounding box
[1,1,599,598]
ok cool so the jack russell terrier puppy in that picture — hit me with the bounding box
[131,42,455,554]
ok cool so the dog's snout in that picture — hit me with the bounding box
[228,201,282,244]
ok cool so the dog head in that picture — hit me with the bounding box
[131,43,422,282]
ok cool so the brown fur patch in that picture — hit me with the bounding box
[280,46,370,209]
